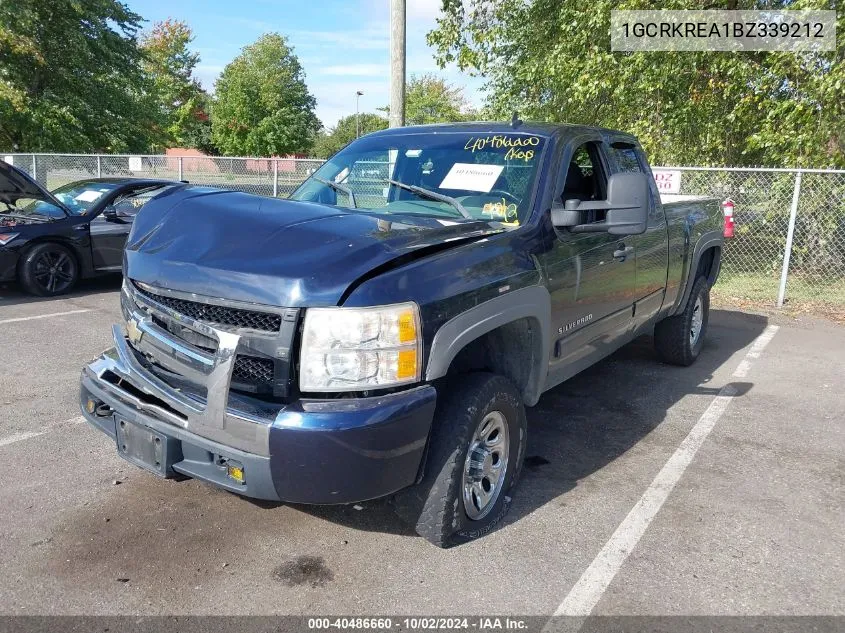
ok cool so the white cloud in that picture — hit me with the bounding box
[318,63,388,76]
[407,0,443,22]
[195,65,225,92]
[289,29,389,51]
[228,17,276,32]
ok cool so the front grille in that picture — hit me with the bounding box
[232,355,275,384]
[134,284,282,332]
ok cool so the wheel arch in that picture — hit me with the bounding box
[672,231,723,316]
[425,285,551,406]
[17,237,88,278]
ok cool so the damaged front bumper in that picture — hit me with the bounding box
[80,324,437,504]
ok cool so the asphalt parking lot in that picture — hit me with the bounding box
[0,277,842,620]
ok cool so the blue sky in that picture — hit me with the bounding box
[128,0,486,129]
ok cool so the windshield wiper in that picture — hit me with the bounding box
[314,177,356,208]
[386,179,473,220]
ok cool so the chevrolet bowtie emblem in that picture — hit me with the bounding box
[126,318,143,344]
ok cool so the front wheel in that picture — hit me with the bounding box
[654,275,710,366]
[393,373,527,548]
[19,242,79,296]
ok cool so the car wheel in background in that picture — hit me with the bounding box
[18,242,79,296]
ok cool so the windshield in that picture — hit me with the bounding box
[290,132,547,225]
[49,181,122,215]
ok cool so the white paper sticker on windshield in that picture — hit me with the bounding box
[439,163,504,193]
[74,190,104,203]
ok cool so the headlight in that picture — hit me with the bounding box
[0,233,19,246]
[299,302,421,392]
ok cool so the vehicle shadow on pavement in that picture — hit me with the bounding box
[0,274,122,306]
[288,309,768,540]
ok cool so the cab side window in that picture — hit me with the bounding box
[608,144,643,173]
[561,142,609,223]
[609,142,660,209]
[111,185,174,216]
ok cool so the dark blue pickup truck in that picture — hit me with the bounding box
[80,122,722,547]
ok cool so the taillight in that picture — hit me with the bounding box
[722,199,735,238]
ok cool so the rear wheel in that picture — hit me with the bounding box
[654,275,710,366]
[393,372,527,548]
[19,243,79,296]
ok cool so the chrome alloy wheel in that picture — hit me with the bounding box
[462,410,509,520]
[690,296,704,346]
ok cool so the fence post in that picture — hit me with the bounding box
[178,156,183,182]
[273,159,279,197]
[776,170,802,308]
[96,155,102,178]
[31,155,36,178]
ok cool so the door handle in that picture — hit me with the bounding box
[613,244,634,261]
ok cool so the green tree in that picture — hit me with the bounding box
[0,0,161,152]
[311,113,389,158]
[212,33,320,156]
[379,74,471,125]
[140,19,212,151]
[428,0,844,167]
[405,73,468,124]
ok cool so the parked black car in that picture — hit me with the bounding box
[0,160,182,296]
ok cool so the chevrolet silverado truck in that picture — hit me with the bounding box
[80,122,723,547]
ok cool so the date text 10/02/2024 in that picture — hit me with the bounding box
[307,617,529,630]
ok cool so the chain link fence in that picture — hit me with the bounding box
[2,154,844,310]
[669,167,845,309]
[1,153,324,198]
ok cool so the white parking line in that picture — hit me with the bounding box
[0,431,43,447]
[0,415,85,448]
[0,309,91,325]
[548,324,780,620]
[733,324,780,378]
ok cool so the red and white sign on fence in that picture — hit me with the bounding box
[652,169,682,194]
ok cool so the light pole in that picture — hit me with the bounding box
[389,0,405,127]
[356,90,364,138]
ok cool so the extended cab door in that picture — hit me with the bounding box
[606,141,669,329]
[539,136,637,383]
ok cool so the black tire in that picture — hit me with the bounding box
[393,372,527,548]
[18,242,79,296]
[654,275,710,366]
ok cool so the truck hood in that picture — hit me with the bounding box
[0,160,69,213]
[125,188,505,307]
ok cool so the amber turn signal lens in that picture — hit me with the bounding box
[396,349,418,380]
[227,463,245,483]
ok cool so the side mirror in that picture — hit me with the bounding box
[103,206,133,222]
[551,172,650,235]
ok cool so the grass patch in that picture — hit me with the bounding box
[713,272,845,322]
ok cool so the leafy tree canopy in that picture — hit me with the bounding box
[405,73,468,124]
[140,19,212,152]
[212,33,320,156]
[311,113,389,158]
[0,0,162,152]
[379,74,474,125]
[428,0,843,167]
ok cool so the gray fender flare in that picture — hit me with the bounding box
[674,230,723,315]
[425,285,551,406]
